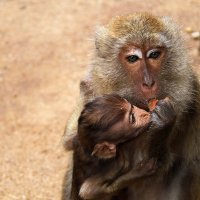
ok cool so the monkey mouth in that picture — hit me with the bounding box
[128,94,158,111]
[147,97,157,102]
[133,100,149,111]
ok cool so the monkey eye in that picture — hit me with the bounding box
[148,50,161,59]
[126,55,139,63]
[129,113,135,124]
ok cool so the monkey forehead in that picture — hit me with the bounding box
[107,13,164,38]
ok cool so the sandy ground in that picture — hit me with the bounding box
[0,0,199,199]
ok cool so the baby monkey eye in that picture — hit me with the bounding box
[148,50,161,59]
[129,113,135,124]
[126,55,139,63]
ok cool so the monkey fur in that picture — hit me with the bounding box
[73,94,154,199]
[62,13,200,200]
[69,94,175,200]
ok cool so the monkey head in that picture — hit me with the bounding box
[89,97,175,160]
[78,94,151,158]
[88,13,193,112]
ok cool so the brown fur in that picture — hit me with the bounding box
[108,13,164,38]
[62,13,200,200]
[71,95,174,200]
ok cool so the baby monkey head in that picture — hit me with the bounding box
[78,94,150,154]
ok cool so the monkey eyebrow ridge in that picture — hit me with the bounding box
[127,48,143,59]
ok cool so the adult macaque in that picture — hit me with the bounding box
[62,13,200,200]
[71,94,175,200]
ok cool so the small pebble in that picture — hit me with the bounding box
[191,32,200,40]
[185,27,193,33]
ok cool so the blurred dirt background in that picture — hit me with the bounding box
[0,0,199,199]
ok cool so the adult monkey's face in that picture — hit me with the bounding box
[93,13,191,113]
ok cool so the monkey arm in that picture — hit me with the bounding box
[79,158,157,200]
[62,77,95,150]
[62,99,84,150]
[78,98,175,200]
[62,78,96,200]
[61,97,85,200]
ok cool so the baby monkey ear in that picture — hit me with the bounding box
[91,142,116,159]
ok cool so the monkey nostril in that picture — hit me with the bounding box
[143,83,148,88]
[143,80,155,89]
[151,80,156,87]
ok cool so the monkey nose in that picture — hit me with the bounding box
[142,80,156,89]
[141,81,157,99]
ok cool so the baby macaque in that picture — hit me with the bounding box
[71,94,175,200]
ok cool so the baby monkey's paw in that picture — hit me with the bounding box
[151,97,176,129]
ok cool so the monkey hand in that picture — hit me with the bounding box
[150,97,176,129]
[79,176,112,200]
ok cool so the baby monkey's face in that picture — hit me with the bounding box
[109,100,151,138]
[91,100,151,159]
[78,95,154,159]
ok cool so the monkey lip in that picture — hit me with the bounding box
[134,101,149,111]
[144,97,158,110]
[131,96,158,111]
[148,98,159,111]
[147,97,157,102]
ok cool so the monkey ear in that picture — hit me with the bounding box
[95,26,116,58]
[91,142,116,159]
